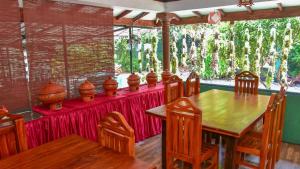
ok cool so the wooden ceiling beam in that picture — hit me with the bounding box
[245,6,253,14]
[113,6,300,27]
[277,3,283,12]
[173,6,300,25]
[193,11,203,18]
[133,12,149,22]
[218,9,225,16]
[115,10,132,20]
[114,17,159,27]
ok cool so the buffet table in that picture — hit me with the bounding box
[26,84,164,148]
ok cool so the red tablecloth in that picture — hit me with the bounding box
[26,84,164,148]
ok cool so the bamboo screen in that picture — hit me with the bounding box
[23,0,114,105]
[0,0,30,112]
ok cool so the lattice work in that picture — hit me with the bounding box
[0,0,30,112]
[23,0,114,104]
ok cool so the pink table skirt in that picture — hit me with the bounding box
[26,84,164,148]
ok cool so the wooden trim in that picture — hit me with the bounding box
[114,6,300,27]
[193,11,203,18]
[172,6,300,25]
[115,10,132,20]
[133,12,149,22]
[245,6,253,14]
[218,9,225,16]
[277,3,283,12]
[113,18,159,27]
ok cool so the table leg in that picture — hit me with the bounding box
[161,120,166,169]
[224,136,238,169]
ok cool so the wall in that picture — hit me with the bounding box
[200,83,300,144]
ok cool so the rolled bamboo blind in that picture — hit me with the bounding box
[0,0,30,112]
[23,0,114,105]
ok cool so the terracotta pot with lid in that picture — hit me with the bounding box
[146,70,158,87]
[127,73,140,92]
[103,76,118,96]
[38,81,66,111]
[79,80,96,102]
[161,69,172,84]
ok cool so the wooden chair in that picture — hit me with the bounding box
[0,106,28,159]
[166,97,219,169]
[234,93,280,169]
[185,71,200,97]
[274,87,287,162]
[234,71,259,95]
[98,111,135,157]
[164,75,184,104]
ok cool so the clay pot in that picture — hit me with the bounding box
[127,73,140,92]
[79,80,96,102]
[161,69,172,84]
[146,70,158,87]
[38,82,66,111]
[103,76,118,96]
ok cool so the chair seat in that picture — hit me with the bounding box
[236,134,262,156]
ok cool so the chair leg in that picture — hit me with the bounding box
[166,156,173,169]
[234,151,241,169]
[214,150,219,169]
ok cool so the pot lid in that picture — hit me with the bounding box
[103,76,118,85]
[128,73,140,80]
[79,80,95,90]
[39,81,65,95]
[146,70,157,78]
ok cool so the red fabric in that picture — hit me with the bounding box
[26,84,164,148]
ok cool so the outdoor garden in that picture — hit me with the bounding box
[114,17,300,92]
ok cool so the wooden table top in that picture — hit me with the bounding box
[0,135,155,169]
[146,89,270,138]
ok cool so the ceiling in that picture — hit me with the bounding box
[57,0,300,21]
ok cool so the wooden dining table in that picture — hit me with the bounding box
[0,135,156,169]
[146,89,270,169]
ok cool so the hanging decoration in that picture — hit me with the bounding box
[279,22,293,88]
[243,28,251,71]
[238,0,254,6]
[254,25,263,78]
[181,30,188,67]
[227,26,236,78]
[196,29,206,75]
[150,36,160,73]
[265,25,278,89]
[212,31,220,78]
[208,11,222,24]
[187,30,197,72]
[137,38,143,73]
[170,32,179,74]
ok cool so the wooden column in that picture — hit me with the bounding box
[156,13,179,71]
[162,20,170,71]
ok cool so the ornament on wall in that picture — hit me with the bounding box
[238,0,254,6]
[208,11,221,24]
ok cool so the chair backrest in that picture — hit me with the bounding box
[234,71,259,95]
[0,106,28,159]
[272,87,287,165]
[98,111,135,157]
[260,93,280,169]
[164,75,184,104]
[166,97,202,167]
[186,71,200,97]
